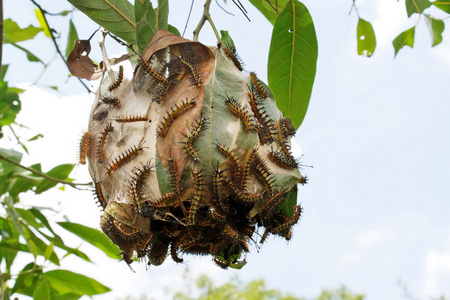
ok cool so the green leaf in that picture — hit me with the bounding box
[28,239,38,259]
[12,262,43,295]
[34,8,52,37]
[248,0,289,25]
[220,30,235,48]
[3,19,43,43]
[405,0,432,17]
[4,40,44,63]
[168,24,180,36]
[392,26,415,57]
[424,15,445,46]
[67,0,137,43]
[57,222,121,259]
[357,18,376,57]
[280,185,298,217]
[33,279,51,300]
[44,270,111,296]
[0,148,23,176]
[0,82,22,127]
[135,0,169,53]
[15,207,43,230]
[66,20,79,58]
[433,0,450,13]
[34,163,74,194]
[28,133,44,141]
[268,0,318,130]
[44,242,54,261]
[1,64,9,80]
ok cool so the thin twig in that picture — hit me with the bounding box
[193,0,221,44]
[29,0,91,92]
[0,0,3,70]
[0,153,91,190]
[183,0,196,37]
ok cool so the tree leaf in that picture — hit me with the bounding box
[33,279,51,300]
[3,19,42,43]
[0,148,23,176]
[0,82,22,128]
[433,0,450,13]
[35,163,74,194]
[393,26,415,57]
[135,0,169,53]
[66,20,79,58]
[28,239,38,259]
[44,242,54,261]
[268,0,318,130]
[67,0,137,43]
[57,222,121,259]
[168,24,180,36]
[220,30,235,48]
[67,39,102,80]
[4,40,44,63]
[12,262,43,296]
[248,0,289,25]
[43,270,111,296]
[424,15,445,46]
[405,0,432,17]
[34,8,52,37]
[357,18,376,57]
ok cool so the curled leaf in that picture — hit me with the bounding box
[67,40,102,80]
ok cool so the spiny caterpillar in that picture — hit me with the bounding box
[178,56,201,88]
[183,117,207,162]
[139,57,168,85]
[228,180,262,205]
[106,143,145,175]
[267,148,298,170]
[114,114,149,123]
[188,168,204,225]
[166,157,187,216]
[223,95,254,131]
[216,142,242,183]
[101,96,120,108]
[170,237,184,263]
[128,161,154,213]
[278,117,296,139]
[96,123,114,164]
[240,146,258,189]
[223,45,244,71]
[157,98,196,138]
[253,154,275,192]
[270,205,302,240]
[108,65,124,92]
[93,179,107,209]
[250,72,268,99]
[79,131,92,165]
[258,190,285,220]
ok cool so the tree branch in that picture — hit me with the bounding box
[29,0,91,92]
[193,0,221,44]
[0,153,91,190]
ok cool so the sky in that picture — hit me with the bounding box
[3,0,450,299]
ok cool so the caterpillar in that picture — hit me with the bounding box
[258,190,285,220]
[178,56,201,88]
[223,95,254,131]
[108,65,124,92]
[223,45,244,71]
[153,81,171,103]
[101,96,120,108]
[93,179,107,209]
[267,148,298,170]
[212,165,227,212]
[147,240,169,266]
[95,123,114,164]
[106,143,145,175]
[79,131,92,165]
[128,161,154,214]
[247,90,275,142]
[170,237,184,263]
[109,219,144,241]
[166,157,187,216]
[213,257,230,269]
[250,71,268,99]
[188,168,204,225]
[252,153,274,190]
[299,175,308,185]
[270,205,302,240]
[240,146,258,189]
[157,98,196,138]
[260,228,270,244]
[137,234,154,258]
[115,114,149,123]
[227,179,262,205]
[209,208,226,225]
[279,117,296,138]
[183,117,207,162]
[152,191,178,208]
[216,142,241,183]
[139,57,168,85]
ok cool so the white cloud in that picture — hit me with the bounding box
[423,235,450,298]
[354,229,396,249]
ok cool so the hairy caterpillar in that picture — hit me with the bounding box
[79,131,92,165]
[108,65,124,92]
[223,95,254,131]
[223,45,244,71]
[96,123,114,164]
[115,115,149,123]
[157,98,196,138]
[250,71,268,99]
[106,143,145,175]
[139,57,168,85]
[178,56,201,88]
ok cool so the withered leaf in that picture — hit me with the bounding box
[67,39,102,80]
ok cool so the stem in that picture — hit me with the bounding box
[29,0,91,92]
[0,153,91,190]
[193,0,221,44]
[0,265,4,300]
[0,0,3,71]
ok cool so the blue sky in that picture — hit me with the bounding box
[3,0,450,299]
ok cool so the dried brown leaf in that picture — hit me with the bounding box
[67,39,102,80]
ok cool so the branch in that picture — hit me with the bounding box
[0,0,3,70]
[0,153,91,190]
[193,0,221,44]
[29,0,91,93]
